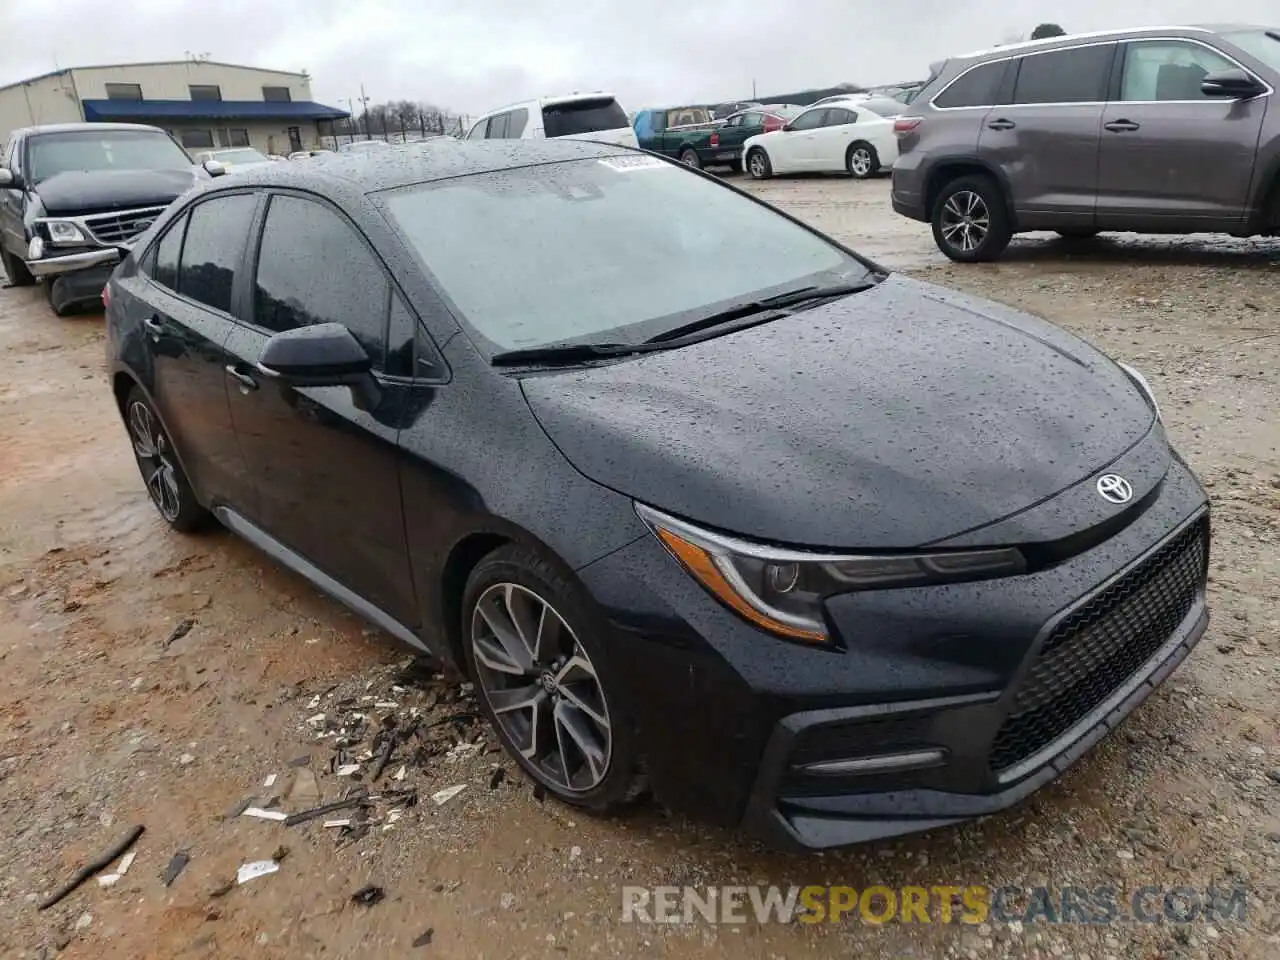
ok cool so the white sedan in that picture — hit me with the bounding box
[742,100,899,180]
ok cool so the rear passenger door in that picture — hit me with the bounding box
[1096,38,1265,228]
[137,193,260,515]
[979,42,1116,229]
[222,191,418,627]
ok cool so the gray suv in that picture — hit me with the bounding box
[891,25,1280,261]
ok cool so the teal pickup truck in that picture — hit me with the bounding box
[633,104,801,171]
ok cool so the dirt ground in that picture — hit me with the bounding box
[1,177,1277,960]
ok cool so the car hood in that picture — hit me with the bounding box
[556,127,639,148]
[521,274,1158,549]
[34,168,204,216]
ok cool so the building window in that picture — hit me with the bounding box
[228,128,250,147]
[189,84,222,101]
[105,82,143,101]
[180,129,215,149]
[262,86,292,102]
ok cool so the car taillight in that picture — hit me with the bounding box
[893,116,923,136]
[764,117,781,132]
[709,132,719,147]
[101,284,111,311]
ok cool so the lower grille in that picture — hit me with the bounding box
[990,515,1207,774]
[83,206,167,246]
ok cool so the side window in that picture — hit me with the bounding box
[789,109,826,131]
[150,216,186,290]
[506,108,529,138]
[724,115,743,127]
[1013,45,1114,104]
[485,113,509,139]
[465,120,485,140]
[934,60,1010,108]
[253,195,391,365]
[825,108,856,126]
[176,194,257,314]
[1119,41,1238,102]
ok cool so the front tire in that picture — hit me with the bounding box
[462,545,645,812]
[746,148,772,180]
[846,142,879,179]
[679,148,702,170]
[0,247,35,287]
[124,387,209,532]
[930,174,1012,262]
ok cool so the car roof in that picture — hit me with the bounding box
[950,23,1270,63]
[203,138,637,195]
[13,122,166,137]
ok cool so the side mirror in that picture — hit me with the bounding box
[0,167,17,188]
[203,159,226,177]
[780,123,793,132]
[1200,68,1265,99]
[257,322,372,386]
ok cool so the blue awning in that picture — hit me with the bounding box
[82,99,350,122]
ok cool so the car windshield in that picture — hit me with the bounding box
[381,155,872,354]
[1220,29,1280,72]
[213,148,269,163]
[28,130,192,184]
[542,98,630,136]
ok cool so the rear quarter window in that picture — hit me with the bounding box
[934,60,1010,108]
[541,98,629,137]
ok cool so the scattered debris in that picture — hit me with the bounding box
[162,617,195,648]
[287,755,311,768]
[96,850,137,887]
[223,796,256,820]
[323,819,351,829]
[335,763,361,777]
[74,912,93,932]
[241,807,288,822]
[306,713,327,726]
[179,753,195,766]
[393,765,407,782]
[413,928,435,947]
[431,785,467,806]
[488,768,505,790]
[351,884,386,907]
[236,860,279,885]
[285,767,321,808]
[161,851,190,887]
[39,824,145,910]
[284,796,369,827]
[262,773,278,788]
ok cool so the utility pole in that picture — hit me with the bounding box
[343,98,356,143]
[358,85,371,140]
[752,78,757,100]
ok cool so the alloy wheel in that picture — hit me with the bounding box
[850,148,872,177]
[939,190,990,254]
[470,583,612,793]
[748,151,767,178]
[127,400,182,522]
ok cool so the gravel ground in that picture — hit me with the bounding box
[1,176,1277,960]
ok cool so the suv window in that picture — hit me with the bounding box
[541,97,629,137]
[934,60,1008,108]
[824,108,857,126]
[151,216,186,290]
[176,194,257,314]
[486,112,509,139]
[788,108,826,131]
[1013,45,1113,104]
[506,108,529,137]
[1120,41,1238,101]
[253,194,390,364]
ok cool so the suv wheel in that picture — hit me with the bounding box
[679,148,702,170]
[931,175,1012,262]
[846,142,879,179]
[124,387,209,532]
[463,545,645,812]
[0,247,35,287]
[746,148,772,180]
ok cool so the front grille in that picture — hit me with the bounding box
[83,206,167,245]
[990,516,1207,774]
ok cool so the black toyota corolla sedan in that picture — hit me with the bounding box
[103,139,1209,851]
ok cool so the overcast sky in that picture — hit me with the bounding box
[2,1,1277,117]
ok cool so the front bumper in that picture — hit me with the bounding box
[26,247,120,279]
[46,262,115,313]
[578,454,1209,850]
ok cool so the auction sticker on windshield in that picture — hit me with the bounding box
[597,155,667,172]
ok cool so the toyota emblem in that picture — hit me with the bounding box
[1096,474,1133,504]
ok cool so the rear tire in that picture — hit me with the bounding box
[846,142,879,179]
[124,387,210,532]
[0,247,34,287]
[44,282,75,317]
[746,148,772,180]
[930,174,1012,263]
[679,148,702,170]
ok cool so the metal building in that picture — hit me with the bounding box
[0,60,349,156]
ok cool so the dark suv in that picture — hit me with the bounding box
[890,25,1280,260]
[1,123,220,314]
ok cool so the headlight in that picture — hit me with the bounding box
[1116,361,1161,422]
[636,504,1026,645]
[39,220,87,246]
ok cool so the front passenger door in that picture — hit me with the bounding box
[223,192,417,627]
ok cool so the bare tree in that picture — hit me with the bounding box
[1030,23,1066,39]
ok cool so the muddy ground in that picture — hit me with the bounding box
[1,177,1277,960]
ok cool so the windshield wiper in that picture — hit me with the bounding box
[645,281,877,344]
[490,342,656,366]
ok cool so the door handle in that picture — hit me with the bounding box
[1104,120,1140,132]
[986,118,1016,130]
[142,315,163,337]
[225,365,259,392]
